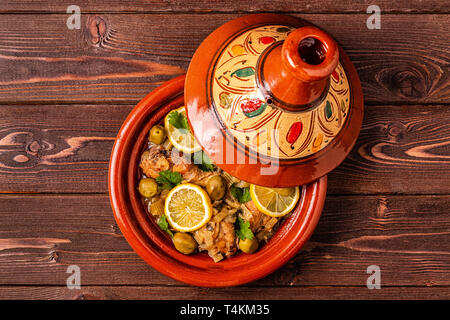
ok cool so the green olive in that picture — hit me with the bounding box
[138,178,159,198]
[239,237,259,254]
[206,175,227,201]
[172,232,197,255]
[149,125,166,145]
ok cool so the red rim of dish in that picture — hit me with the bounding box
[108,75,327,287]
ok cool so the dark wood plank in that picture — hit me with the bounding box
[0,1,448,14]
[0,194,448,287]
[0,285,448,300]
[1,104,448,194]
[0,104,131,193]
[0,14,447,104]
[328,104,450,194]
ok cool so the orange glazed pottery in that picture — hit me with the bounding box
[185,14,363,187]
[109,13,363,287]
[109,75,327,287]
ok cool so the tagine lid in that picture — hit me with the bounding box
[185,14,363,187]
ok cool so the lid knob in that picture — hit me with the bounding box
[257,26,339,111]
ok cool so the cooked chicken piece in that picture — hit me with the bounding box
[193,215,237,262]
[241,200,273,233]
[216,219,237,256]
[213,206,237,223]
[148,197,164,216]
[183,168,216,187]
[170,150,194,175]
[256,228,275,242]
[222,171,240,187]
[139,145,170,178]
[224,194,241,209]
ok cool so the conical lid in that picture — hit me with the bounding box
[185,14,363,187]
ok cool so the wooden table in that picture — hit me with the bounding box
[0,1,448,300]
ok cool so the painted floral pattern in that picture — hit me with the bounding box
[211,25,351,160]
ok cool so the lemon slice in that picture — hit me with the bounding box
[164,183,212,232]
[164,106,201,154]
[249,184,300,217]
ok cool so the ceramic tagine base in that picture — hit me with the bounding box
[109,75,327,287]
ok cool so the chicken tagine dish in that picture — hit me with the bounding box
[138,106,301,262]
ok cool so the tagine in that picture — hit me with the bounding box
[109,13,363,286]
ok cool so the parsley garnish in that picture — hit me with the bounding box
[193,151,216,172]
[230,186,251,203]
[168,110,190,131]
[235,216,254,240]
[156,170,182,190]
[157,214,174,238]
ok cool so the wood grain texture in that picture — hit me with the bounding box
[0,0,448,14]
[0,104,131,193]
[0,104,448,194]
[0,14,447,104]
[0,194,448,288]
[0,286,448,300]
[0,3,448,301]
[328,104,450,194]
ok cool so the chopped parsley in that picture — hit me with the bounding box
[193,151,216,172]
[168,110,190,131]
[235,216,254,240]
[230,186,251,203]
[157,214,174,238]
[156,170,182,190]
